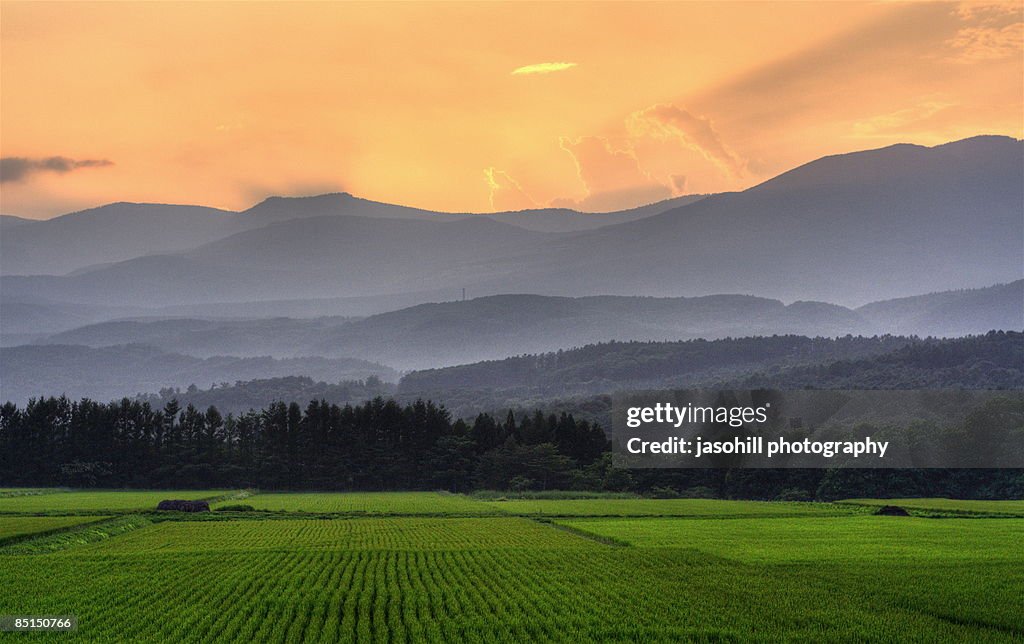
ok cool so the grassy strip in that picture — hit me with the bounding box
[0,509,127,517]
[0,515,152,554]
[0,516,112,547]
[199,489,254,504]
[534,518,631,547]
[153,510,509,521]
[837,501,1024,519]
[471,490,641,501]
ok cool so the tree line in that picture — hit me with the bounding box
[0,396,608,491]
[2,394,1021,500]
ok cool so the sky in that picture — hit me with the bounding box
[1,0,1021,218]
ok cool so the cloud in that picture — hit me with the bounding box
[853,100,957,138]
[0,156,114,183]
[484,167,538,211]
[511,62,577,75]
[628,104,746,178]
[947,23,1023,62]
[947,1,1022,62]
[557,136,672,211]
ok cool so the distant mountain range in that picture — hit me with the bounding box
[2,135,1021,405]
[2,279,1019,405]
[12,281,1020,371]
[2,136,1020,319]
[0,192,706,276]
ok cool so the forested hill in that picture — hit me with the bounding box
[398,335,919,395]
[725,331,1024,390]
[139,376,396,417]
[126,333,1022,419]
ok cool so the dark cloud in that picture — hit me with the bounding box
[0,156,114,183]
[670,174,688,193]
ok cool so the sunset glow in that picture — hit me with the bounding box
[1,0,1021,218]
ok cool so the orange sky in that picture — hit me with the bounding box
[1,1,1021,218]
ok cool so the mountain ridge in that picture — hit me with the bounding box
[2,135,1020,313]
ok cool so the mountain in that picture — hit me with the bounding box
[0,192,701,277]
[3,135,1019,317]
[243,192,707,232]
[463,136,1023,306]
[31,282,1023,370]
[0,344,397,405]
[0,214,34,229]
[0,203,238,276]
[1,215,560,306]
[855,280,1024,337]
[485,194,707,232]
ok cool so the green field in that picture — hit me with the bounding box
[557,516,1024,562]
[481,497,868,517]
[219,491,497,515]
[0,516,107,542]
[0,490,1021,641]
[0,490,234,514]
[72,518,575,554]
[840,498,1024,517]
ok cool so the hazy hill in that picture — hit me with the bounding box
[38,316,352,358]
[35,293,869,370]
[855,280,1023,337]
[33,282,1022,369]
[0,344,397,405]
[308,294,872,369]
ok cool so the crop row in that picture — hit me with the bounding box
[3,543,1020,641]
[69,518,592,555]
[217,492,497,515]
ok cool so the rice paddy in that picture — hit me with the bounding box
[0,490,1020,641]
